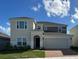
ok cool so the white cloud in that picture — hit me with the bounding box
[0,26,6,31]
[6,22,10,26]
[71,19,75,24]
[0,25,10,35]
[0,22,10,35]
[32,7,38,11]
[38,4,41,9]
[47,12,51,17]
[32,4,41,11]
[43,0,70,17]
[70,8,78,23]
[71,8,78,20]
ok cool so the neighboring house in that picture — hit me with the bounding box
[10,17,72,49]
[70,25,78,47]
[0,32,10,50]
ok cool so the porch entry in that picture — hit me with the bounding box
[34,35,40,49]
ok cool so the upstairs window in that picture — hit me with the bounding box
[36,26,41,30]
[44,27,58,32]
[58,26,66,33]
[58,27,62,32]
[43,27,47,30]
[62,29,66,33]
[62,27,66,29]
[44,26,67,33]
[17,21,27,29]
[25,22,27,29]
[62,27,66,33]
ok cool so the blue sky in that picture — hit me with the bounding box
[0,0,78,35]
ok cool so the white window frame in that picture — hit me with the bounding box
[16,37,27,46]
[17,38,22,46]
[58,26,62,32]
[17,21,27,29]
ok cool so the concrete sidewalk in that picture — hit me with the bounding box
[18,55,78,59]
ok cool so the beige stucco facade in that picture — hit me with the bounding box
[31,32,72,49]
[31,31,44,49]
[10,17,72,49]
[10,17,34,46]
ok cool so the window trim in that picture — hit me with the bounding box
[17,37,27,46]
[17,38,22,46]
[36,26,41,30]
[16,21,27,29]
[58,26,66,33]
[58,26,62,32]
[43,26,66,33]
[44,27,58,32]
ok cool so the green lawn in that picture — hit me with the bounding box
[0,50,45,59]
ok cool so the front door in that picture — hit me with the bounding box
[34,35,40,49]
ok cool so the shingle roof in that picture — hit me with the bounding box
[9,17,34,20]
[9,17,67,26]
[0,32,10,38]
[37,21,67,26]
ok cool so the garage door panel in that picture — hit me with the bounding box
[44,38,68,49]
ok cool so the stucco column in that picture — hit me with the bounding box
[31,37,34,49]
[40,37,43,49]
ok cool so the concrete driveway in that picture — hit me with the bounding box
[45,49,77,57]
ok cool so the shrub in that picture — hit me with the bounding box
[40,47,44,50]
[13,45,17,50]
[14,45,31,50]
[70,46,78,52]
[4,44,13,50]
[70,46,78,49]
[4,45,31,51]
[26,45,31,49]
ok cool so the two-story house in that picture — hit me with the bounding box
[10,17,72,49]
